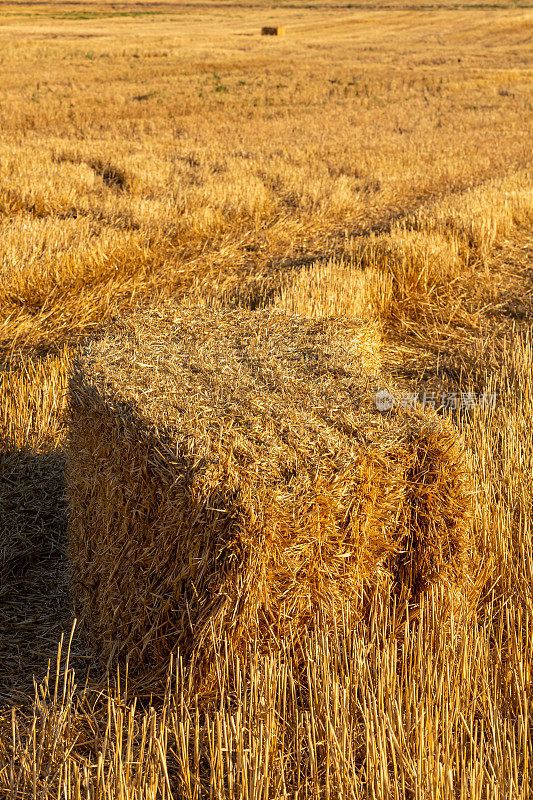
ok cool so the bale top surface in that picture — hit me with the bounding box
[77,307,386,455]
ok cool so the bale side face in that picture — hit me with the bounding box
[66,307,472,674]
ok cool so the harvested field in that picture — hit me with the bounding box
[0,0,532,796]
[67,307,472,678]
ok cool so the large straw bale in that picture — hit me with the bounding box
[66,307,472,674]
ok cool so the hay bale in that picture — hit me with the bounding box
[66,307,472,675]
[261,26,286,36]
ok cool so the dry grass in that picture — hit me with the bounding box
[0,0,532,797]
[0,0,531,352]
[0,350,70,450]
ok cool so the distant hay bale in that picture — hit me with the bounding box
[66,307,472,677]
[261,26,286,36]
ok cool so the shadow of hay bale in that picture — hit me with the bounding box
[66,307,474,686]
[0,447,83,702]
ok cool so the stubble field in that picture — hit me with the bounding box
[0,1,532,797]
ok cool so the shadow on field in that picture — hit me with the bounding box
[0,448,86,704]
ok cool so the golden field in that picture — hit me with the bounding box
[0,0,532,797]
